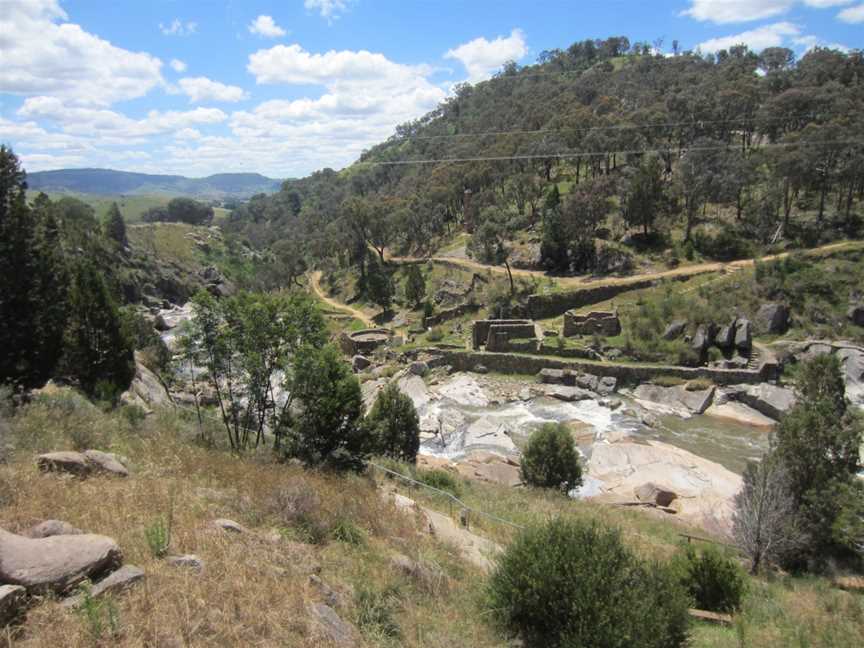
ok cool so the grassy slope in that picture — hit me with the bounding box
[3,390,862,647]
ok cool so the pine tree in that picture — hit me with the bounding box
[366,383,420,462]
[105,202,128,247]
[59,261,135,398]
[403,264,426,308]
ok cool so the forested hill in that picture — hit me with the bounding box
[28,168,283,199]
[226,36,864,280]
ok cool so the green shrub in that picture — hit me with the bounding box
[520,423,582,492]
[426,326,444,342]
[355,585,402,640]
[366,383,420,463]
[331,518,366,546]
[144,516,171,558]
[685,378,714,392]
[487,518,690,648]
[76,581,121,641]
[651,375,686,388]
[672,544,747,613]
[416,468,462,497]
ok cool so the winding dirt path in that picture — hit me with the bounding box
[387,240,864,291]
[309,271,376,327]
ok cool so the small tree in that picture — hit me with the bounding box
[733,455,805,573]
[487,518,690,648]
[105,202,127,247]
[366,262,394,313]
[671,544,747,612]
[403,264,426,308]
[520,423,582,492]
[366,383,420,462]
[286,344,367,471]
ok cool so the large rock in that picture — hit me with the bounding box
[455,452,522,487]
[36,451,90,476]
[632,384,715,417]
[397,374,430,410]
[27,520,83,539]
[308,603,359,647]
[755,303,790,335]
[0,584,26,626]
[734,319,752,352]
[837,347,864,405]
[36,450,129,478]
[62,565,145,609]
[352,355,371,372]
[715,319,737,349]
[662,320,687,341]
[586,440,742,533]
[120,351,174,412]
[461,418,516,455]
[847,305,864,327]
[634,482,678,508]
[409,361,429,377]
[736,383,796,420]
[543,385,593,402]
[83,450,129,477]
[704,401,776,427]
[691,326,710,353]
[0,527,122,593]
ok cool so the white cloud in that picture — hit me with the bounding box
[696,21,802,52]
[174,128,202,140]
[248,15,286,38]
[444,29,528,83]
[177,77,248,103]
[170,59,187,73]
[18,96,227,137]
[159,18,197,36]
[304,0,352,22]
[0,0,163,105]
[682,0,852,23]
[838,3,864,22]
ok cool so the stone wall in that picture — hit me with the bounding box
[435,350,774,385]
[527,271,711,320]
[563,310,621,337]
[423,303,481,327]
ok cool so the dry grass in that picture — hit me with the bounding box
[0,390,500,647]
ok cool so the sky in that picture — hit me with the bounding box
[1,0,861,179]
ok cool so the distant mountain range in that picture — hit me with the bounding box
[27,168,283,199]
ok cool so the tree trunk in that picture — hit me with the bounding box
[504,261,514,296]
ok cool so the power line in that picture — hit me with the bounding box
[355,138,855,168]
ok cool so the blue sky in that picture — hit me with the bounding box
[1,0,861,178]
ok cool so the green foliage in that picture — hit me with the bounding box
[366,261,394,311]
[403,264,426,308]
[144,516,171,558]
[486,518,690,648]
[104,202,127,247]
[426,326,444,342]
[671,545,747,613]
[59,260,135,398]
[330,518,366,546]
[416,468,462,497]
[286,344,368,471]
[366,383,420,463]
[143,196,213,225]
[355,585,402,640]
[773,354,863,566]
[520,423,582,492]
[76,581,121,642]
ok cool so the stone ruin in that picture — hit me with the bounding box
[563,310,621,337]
[340,328,392,355]
[471,319,538,352]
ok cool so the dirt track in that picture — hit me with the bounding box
[309,271,375,327]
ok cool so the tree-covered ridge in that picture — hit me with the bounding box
[226,37,863,287]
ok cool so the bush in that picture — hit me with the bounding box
[672,545,746,613]
[366,383,420,463]
[426,326,444,342]
[416,468,462,497]
[355,585,402,640]
[487,518,690,648]
[520,423,582,492]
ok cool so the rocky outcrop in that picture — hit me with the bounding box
[36,450,130,478]
[635,482,678,508]
[454,452,522,487]
[120,352,174,413]
[27,520,83,539]
[662,320,687,341]
[308,603,359,647]
[704,401,776,427]
[848,305,864,327]
[461,418,517,455]
[0,527,122,593]
[736,383,796,420]
[632,384,715,417]
[212,518,246,534]
[755,303,790,335]
[409,361,429,377]
[62,565,145,609]
[352,355,371,372]
[734,319,752,352]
